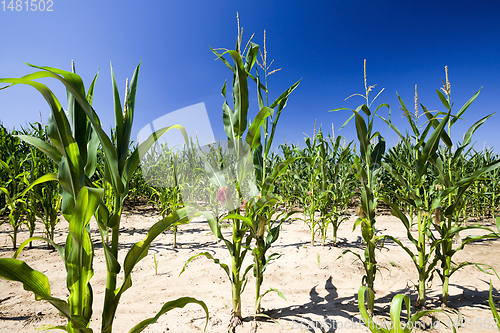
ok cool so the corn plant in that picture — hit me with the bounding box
[358,286,457,333]
[0,63,209,332]
[35,184,62,248]
[327,134,355,245]
[425,76,500,306]
[147,148,185,248]
[182,28,299,327]
[238,28,300,315]
[334,60,387,315]
[0,156,54,249]
[181,37,264,327]
[377,86,454,308]
[276,141,304,208]
[379,71,500,307]
[296,128,328,246]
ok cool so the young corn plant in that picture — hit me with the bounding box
[0,156,54,249]
[23,122,61,248]
[296,128,328,246]
[358,286,457,333]
[243,28,300,315]
[35,184,62,248]
[327,134,355,246]
[0,63,209,332]
[144,143,188,248]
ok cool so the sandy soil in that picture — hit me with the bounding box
[1,205,500,333]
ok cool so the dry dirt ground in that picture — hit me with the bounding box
[1,206,500,332]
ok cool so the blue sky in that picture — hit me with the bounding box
[1,0,499,153]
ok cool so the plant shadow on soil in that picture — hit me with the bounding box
[252,275,500,333]
[91,229,219,254]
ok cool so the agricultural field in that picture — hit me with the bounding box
[1,205,500,333]
[1,32,500,333]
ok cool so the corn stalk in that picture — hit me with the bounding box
[333,61,388,315]
[0,63,209,332]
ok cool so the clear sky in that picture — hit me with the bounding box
[1,0,499,153]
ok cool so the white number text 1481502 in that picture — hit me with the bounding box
[1,0,53,11]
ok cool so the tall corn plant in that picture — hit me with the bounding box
[333,60,387,315]
[182,28,299,326]
[381,74,500,307]
[378,89,453,308]
[245,41,301,315]
[181,39,265,328]
[424,72,500,306]
[0,63,209,332]
[240,29,300,315]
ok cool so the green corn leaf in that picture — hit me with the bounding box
[353,110,369,160]
[261,157,299,195]
[210,46,235,74]
[436,89,450,110]
[489,281,500,331]
[421,103,453,148]
[371,137,385,165]
[22,66,91,175]
[66,187,102,326]
[85,127,99,179]
[128,297,209,333]
[137,125,188,160]
[377,115,405,142]
[221,81,237,141]
[19,173,58,197]
[227,50,249,137]
[14,237,64,260]
[0,258,72,321]
[245,107,270,151]
[86,71,99,106]
[111,64,124,155]
[269,79,301,109]
[397,92,419,138]
[243,42,259,72]
[24,66,124,195]
[118,208,194,296]
[260,287,286,301]
[452,87,481,126]
[223,213,253,229]
[419,110,450,167]
[361,104,371,117]
[255,68,265,112]
[0,77,85,199]
[357,286,382,332]
[266,81,300,156]
[16,135,62,164]
[389,294,411,332]
[180,251,230,280]
[453,113,494,161]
